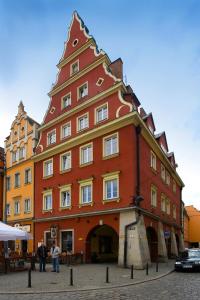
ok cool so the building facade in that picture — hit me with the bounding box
[0,147,4,220]
[34,12,184,268]
[185,205,200,248]
[4,102,39,253]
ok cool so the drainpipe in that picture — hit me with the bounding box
[124,125,144,267]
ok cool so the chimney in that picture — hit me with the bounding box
[109,58,123,80]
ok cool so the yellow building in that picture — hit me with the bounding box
[185,205,200,248]
[4,102,39,253]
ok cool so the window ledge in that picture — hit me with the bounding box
[77,127,89,133]
[103,153,119,160]
[24,182,31,186]
[43,175,53,179]
[80,161,93,168]
[79,202,93,208]
[24,211,31,214]
[60,169,72,174]
[46,142,56,148]
[150,167,157,174]
[42,209,53,214]
[103,197,120,204]
[59,206,71,211]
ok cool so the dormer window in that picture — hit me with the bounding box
[78,82,88,100]
[62,93,71,109]
[70,60,79,76]
[47,129,56,146]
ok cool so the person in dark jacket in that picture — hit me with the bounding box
[37,240,48,272]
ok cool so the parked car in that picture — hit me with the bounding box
[175,248,200,271]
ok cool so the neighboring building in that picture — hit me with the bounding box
[183,207,190,248]
[185,205,200,248]
[4,102,39,253]
[34,12,184,268]
[0,147,4,220]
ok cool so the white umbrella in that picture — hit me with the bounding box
[0,221,31,241]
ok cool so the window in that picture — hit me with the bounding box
[24,168,31,184]
[161,194,166,212]
[161,164,165,181]
[96,77,104,86]
[70,60,79,75]
[166,198,170,215]
[14,201,20,215]
[43,191,52,211]
[72,39,78,47]
[78,82,88,99]
[47,129,56,146]
[61,230,73,252]
[43,159,53,177]
[62,93,71,109]
[61,122,71,139]
[15,173,20,188]
[150,151,156,170]
[80,143,93,165]
[19,147,25,159]
[166,171,170,186]
[173,179,176,193]
[60,185,71,208]
[151,185,157,207]
[6,177,11,191]
[12,151,17,163]
[24,199,31,213]
[173,205,176,219]
[79,179,93,206]
[6,204,10,216]
[95,103,108,123]
[103,133,118,157]
[77,114,89,131]
[60,152,71,172]
[102,172,120,202]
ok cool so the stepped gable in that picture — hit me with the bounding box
[154,131,169,153]
[41,11,133,128]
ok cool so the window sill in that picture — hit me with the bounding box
[46,142,56,148]
[150,167,157,174]
[77,95,88,101]
[24,211,31,214]
[103,197,120,204]
[102,153,119,160]
[60,169,72,174]
[79,202,93,208]
[80,161,93,168]
[59,206,71,211]
[14,213,20,216]
[43,175,53,179]
[42,210,53,214]
[95,118,108,125]
[14,186,21,189]
[77,127,89,133]
[24,182,31,186]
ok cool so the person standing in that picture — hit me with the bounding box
[50,240,61,273]
[37,240,48,272]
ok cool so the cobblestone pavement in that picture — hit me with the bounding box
[0,272,200,299]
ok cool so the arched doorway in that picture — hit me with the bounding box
[146,226,158,262]
[86,225,118,263]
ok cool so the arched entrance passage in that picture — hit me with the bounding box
[86,225,119,263]
[146,226,158,262]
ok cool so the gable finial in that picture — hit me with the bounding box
[18,100,25,115]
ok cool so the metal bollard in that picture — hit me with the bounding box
[156,261,158,272]
[146,263,149,275]
[106,266,109,283]
[131,265,134,279]
[70,268,73,286]
[28,268,31,288]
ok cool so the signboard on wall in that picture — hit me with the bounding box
[50,225,58,239]
[164,231,171,239]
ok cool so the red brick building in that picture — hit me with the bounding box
[0,147,4,221]
[34,12,184,268]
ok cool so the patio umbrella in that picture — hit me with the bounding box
[0,221,31,241]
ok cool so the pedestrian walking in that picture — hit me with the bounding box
[50,240,61,273]
[37,240,48,272]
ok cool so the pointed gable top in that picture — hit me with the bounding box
[155,131,169,153]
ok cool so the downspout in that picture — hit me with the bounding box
[124,125,143,267]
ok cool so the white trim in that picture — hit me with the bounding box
[90,45,105,57]
[70,59,79,76]
[103,62,121,82]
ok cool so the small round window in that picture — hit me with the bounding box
[72,39,79,47]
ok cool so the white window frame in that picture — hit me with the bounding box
[19,147,25,160]
[150,151,157,171]
[95,103,108,124]
[6,176,11,191]
[79,178,93,206]
[24,168,32,184]
[14,200,20,215]
[79,143,93,165]
[59,184,72,209]
[61,121,71,140]
[166,198,170,215]
[77,82,88,100]
[166,171,170,186]
[151,185,157,207]
[43,190,53,211]
[14,173,20,188]
[161,164,165,181]
[103,132,119,158]
[102,171,120,202]
[24,198,31,213]
[6,204,10,216]
[161,194,166,212]
[70,59,79,76]
[77,113,89,132]
[60,151,71,172]
[61,92,71,109]
[47,129,56,146]
[12,151,18,163]
[43,158,53,178]
[60,229,74,254]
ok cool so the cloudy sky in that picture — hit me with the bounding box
[0,0,200,208]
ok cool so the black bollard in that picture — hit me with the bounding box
[28,268,31,288]
[106,266,109,283]
[131,265,134,279]
[156,260,158,272]
[146,263,149,275]
[70,268,73,286]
